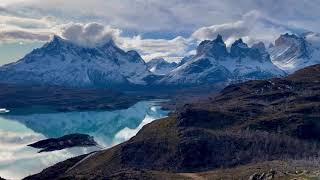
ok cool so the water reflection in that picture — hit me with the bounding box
[0,101,168,179]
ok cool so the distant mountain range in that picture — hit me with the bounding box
[157,35,285,86]
[0,33,319,90]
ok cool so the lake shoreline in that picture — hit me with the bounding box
[0,100,169,180]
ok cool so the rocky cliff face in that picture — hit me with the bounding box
[269,32,320,73]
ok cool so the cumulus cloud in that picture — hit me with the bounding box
[52,22,190,61]
[0,17,191,62]
[60,23,121,47]
[191,11,299,46]
[119,35,191,61]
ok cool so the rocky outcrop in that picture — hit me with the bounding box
[249,170,276,180]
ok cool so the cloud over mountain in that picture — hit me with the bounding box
[61,23,121,47]
[191,11,305,46]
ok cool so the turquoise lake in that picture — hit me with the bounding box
[0,100,169,179]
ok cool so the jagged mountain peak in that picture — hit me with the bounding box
[230,38,250,58]
[232,38,247,47]
[213,34,224,44]
[43,35,72,50]
[274,33,309,59]
[275,33,305,47]
[229,39,270,63]
[196,34,228,59]
[51,35,64,43]
[159,35,285,86]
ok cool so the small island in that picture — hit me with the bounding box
[28,134,98,153]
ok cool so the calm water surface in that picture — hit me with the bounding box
[0,100,169,179]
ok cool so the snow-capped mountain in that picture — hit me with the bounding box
[269,33,320,73]
[146,58,178,75]
[0,36,152,88]
[158,35,286,86]
[1,33,317,90]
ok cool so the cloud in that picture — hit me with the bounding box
[55,22,191,61]
[60,23,121,47]
[59,23,191,61]
[192,21,249,45]
[0,15,56,42]
[0,17,191,61]
[119,35,191,61]
[191,11,299,46]
[2,0,320,35]
[0,30,50,42]
[1,0,320,63]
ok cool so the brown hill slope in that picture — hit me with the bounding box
[26,64,320,180]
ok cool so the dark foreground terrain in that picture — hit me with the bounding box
[26,64,320,179]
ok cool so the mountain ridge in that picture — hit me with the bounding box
[0,33,319,90]
[158,35,286,86]
[0,36,152,89]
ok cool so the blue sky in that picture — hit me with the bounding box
[0,0,319,64]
